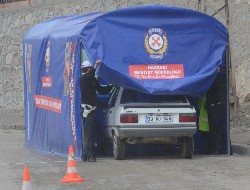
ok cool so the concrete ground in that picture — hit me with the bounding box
[231,127,250,155]
[0,115,250,189]
[0,128,250,190]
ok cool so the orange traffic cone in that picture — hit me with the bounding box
[60,145,85,183]
[22,166,32,190]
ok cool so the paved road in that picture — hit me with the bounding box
[1,129,250,190]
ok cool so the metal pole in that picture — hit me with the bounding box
[224,0,235,155]
[204,0,207,13]
[198,0,201,12]
[225,0,238,113]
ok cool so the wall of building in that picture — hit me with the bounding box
[0,0,249,114]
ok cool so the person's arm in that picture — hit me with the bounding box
[94,60,101,70]
[83,60,101,79]
[93,60,113,94]
[84,60,101,77]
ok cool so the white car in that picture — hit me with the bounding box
[98,87,197,160]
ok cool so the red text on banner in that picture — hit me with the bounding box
[42,77,52,88]
[129,64,184,79]
[34,95,62,113]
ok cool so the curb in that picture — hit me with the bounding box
[232,143,250,155]
[0,115,25,130]
[0,124,24,130]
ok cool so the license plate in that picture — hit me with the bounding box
[145,115,173,123]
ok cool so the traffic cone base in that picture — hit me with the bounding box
[60,145,85,183]
[22,182,32,190]
[60,176,85,183]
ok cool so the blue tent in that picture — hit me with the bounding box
[23,4,228,158]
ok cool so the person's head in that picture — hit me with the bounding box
[81,61,92,74]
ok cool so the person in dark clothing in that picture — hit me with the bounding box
[80,60,112,162]
[206,67,224,154]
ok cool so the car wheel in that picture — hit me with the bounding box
[181,137,194,159]
[113,134,125,160]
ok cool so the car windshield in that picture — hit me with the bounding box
[120,89,187,104]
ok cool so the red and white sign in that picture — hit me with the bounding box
[42,77,52,88]
[129,64,184,80]
[69,42,76,147]
[34,95,62,113]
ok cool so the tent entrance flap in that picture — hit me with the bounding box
[193,51,230,155]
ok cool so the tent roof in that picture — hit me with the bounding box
[25,12,102,39]
[25,4,228,95]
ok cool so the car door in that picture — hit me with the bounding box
[104,87,120,128]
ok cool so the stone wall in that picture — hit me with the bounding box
[229,0,250,104]
[0,0,249,115]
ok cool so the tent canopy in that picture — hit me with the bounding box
[82,4,228,95]
[23,4,228,158]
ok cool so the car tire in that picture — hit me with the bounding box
[113,134,125,160]
[181,137,193,159]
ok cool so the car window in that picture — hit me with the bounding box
[120,89,187,104]
[107,87,120,107]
